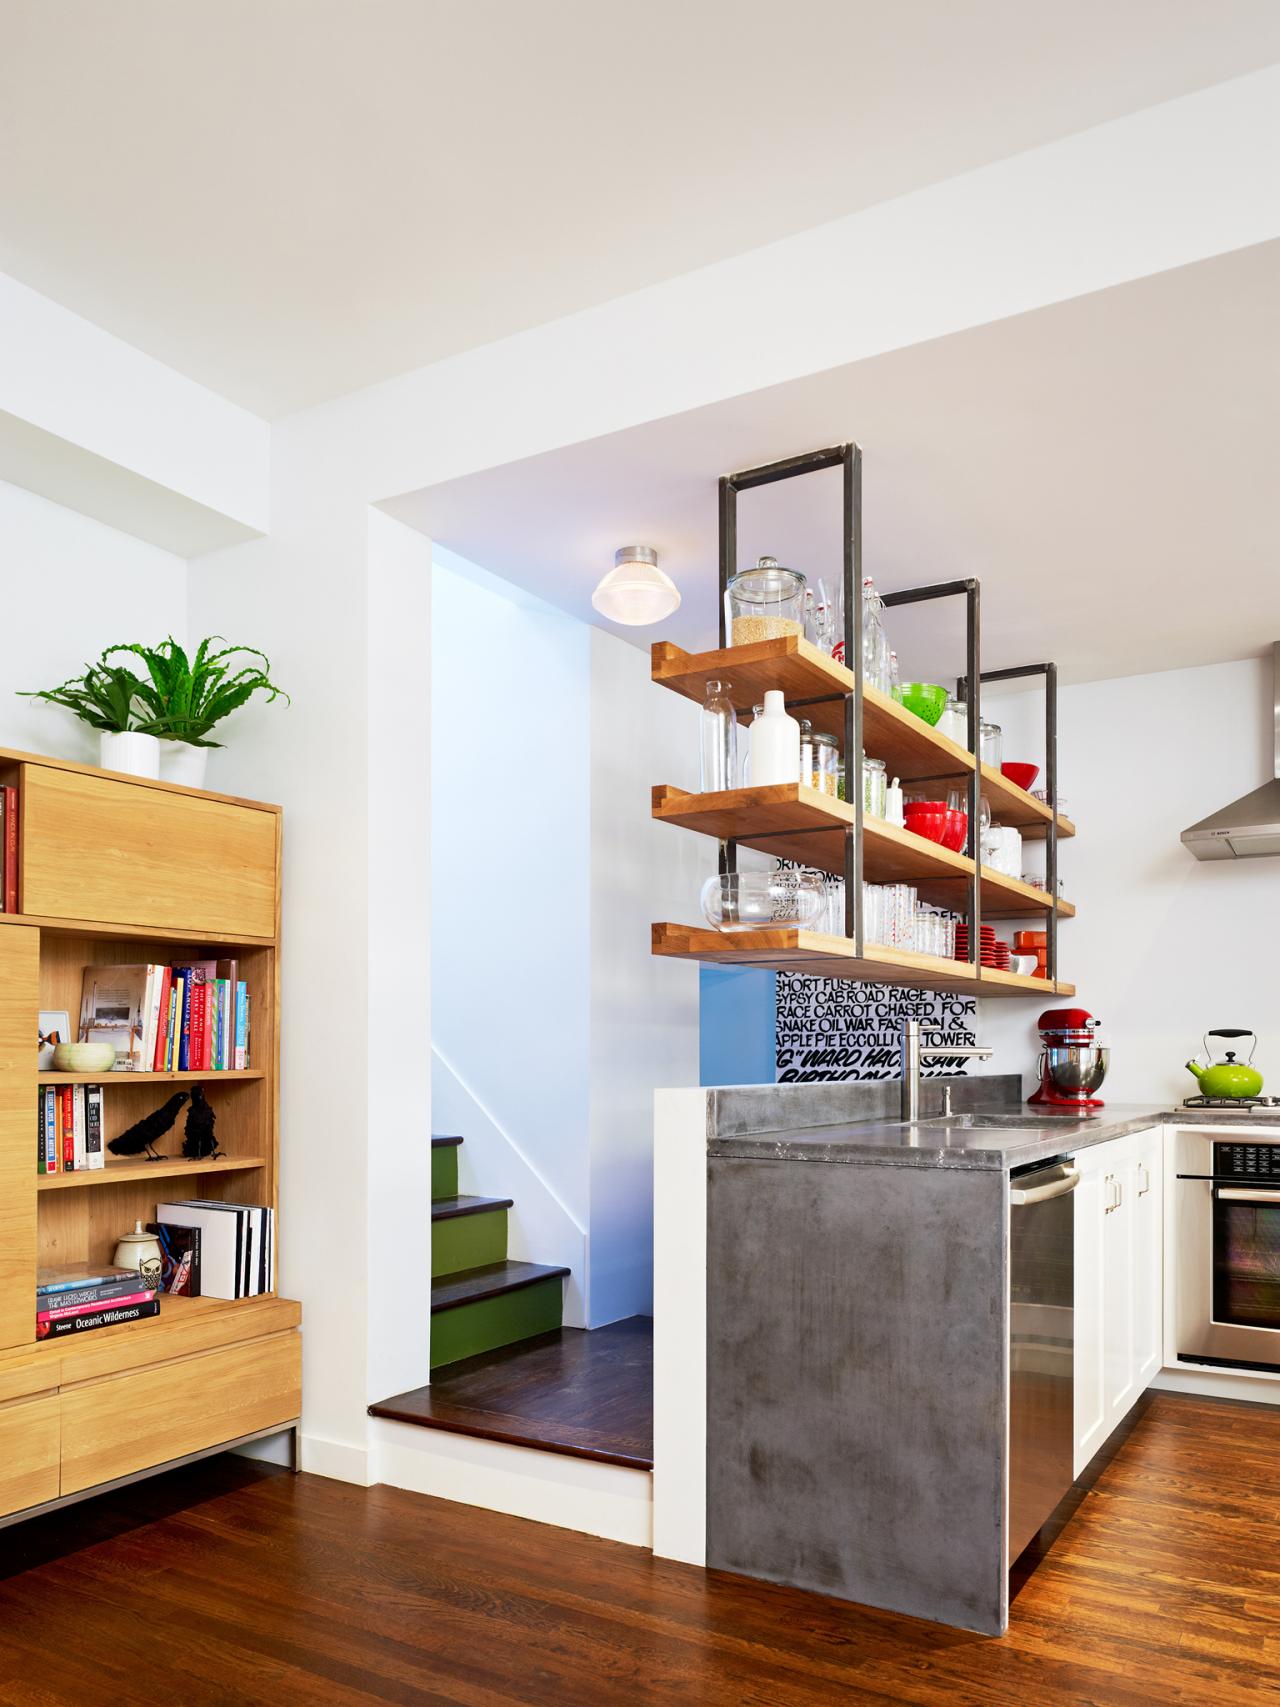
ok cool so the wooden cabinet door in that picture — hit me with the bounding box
[21,765,277,939]
[0,1393,59,1517]
[0,926,38,1352]
[1073,1148,1108,1478]
[60,1330,300,1495]
[1130,1128,1164,1391]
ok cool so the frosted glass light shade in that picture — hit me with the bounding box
[592,546,681,626]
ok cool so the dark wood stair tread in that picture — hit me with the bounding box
[431,1134,463,1148]
[432,1194,514,1222]
[369,1316,653,1469]
[432,1260,570,1314]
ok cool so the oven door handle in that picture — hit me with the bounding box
[1216,1186,1280,1202]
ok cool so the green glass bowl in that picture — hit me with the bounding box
[898,682,947,726]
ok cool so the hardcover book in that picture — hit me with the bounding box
[35,1298,160,1339]
[78,964,152,1071]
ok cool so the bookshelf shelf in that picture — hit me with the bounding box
[0,745,299,1525]
[37,1155,267,1192]
[37,1070,266,1086]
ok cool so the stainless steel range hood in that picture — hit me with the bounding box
[1182,642,1280,860]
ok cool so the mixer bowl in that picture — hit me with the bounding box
[1043,1044,1110,1094]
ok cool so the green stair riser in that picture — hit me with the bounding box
[430,1278,563,1371]
[432,1209,508,1278]
[431,1145,459,1198]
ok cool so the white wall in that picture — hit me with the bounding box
[430,549,592,1323]
[978,655,1279,1105]
[0,478,187,758]
[587,629,702,1324]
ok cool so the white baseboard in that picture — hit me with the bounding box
[300,1432,375,1486]
[370,1419,652,1547]
[1152,1365,1280,1406]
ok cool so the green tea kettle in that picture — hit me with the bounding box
[1186,1029,1265,1099]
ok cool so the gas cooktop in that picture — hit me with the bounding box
[1182,1095,1280,1111]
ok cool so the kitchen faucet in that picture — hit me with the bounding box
[900,1018,994,1121]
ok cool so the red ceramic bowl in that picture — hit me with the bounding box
[1001,762,1040,793]
[904,798,949,816]
[903,810,949,845]
[940,808,968,852]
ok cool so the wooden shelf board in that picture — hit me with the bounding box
[651,638,975,783]
[652,921,1075,997]
[38,1070,265,1086]
[980,764,1075,839]
[37,1154,267,1192]
[650,641,1079,836]
[652,784,1075,918]
[0,911,276,946]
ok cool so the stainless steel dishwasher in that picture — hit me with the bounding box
[1008,1157,1079,1562]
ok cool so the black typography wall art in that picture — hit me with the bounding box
[775,974,978,1083]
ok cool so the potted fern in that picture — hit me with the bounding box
[23,637,289,785]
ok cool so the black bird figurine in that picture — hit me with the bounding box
[181,1084,222,1160]
[108,1091,188,1160]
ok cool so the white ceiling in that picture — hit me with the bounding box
[4,2,1280,416]
[386,240,1280,687]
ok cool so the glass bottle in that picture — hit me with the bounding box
[860,578,884,690]
[741,703,763,787]
[889,650,901,701]
[699,680,738,794]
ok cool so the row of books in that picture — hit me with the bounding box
[0,786,17,913]
[37,1083,104,1174]
[79,960,250,1073]
[36,1264,160,1340]
[156,1199,274,1300]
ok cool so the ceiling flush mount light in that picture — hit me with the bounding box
[592,545,681,626]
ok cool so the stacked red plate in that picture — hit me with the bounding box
[954,924,996,963]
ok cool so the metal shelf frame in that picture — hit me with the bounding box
[713,441,1064,989]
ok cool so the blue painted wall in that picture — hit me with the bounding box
[700,965,776,1086]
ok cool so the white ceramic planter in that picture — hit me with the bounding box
[100,730,160,779]
[158,741,209,789]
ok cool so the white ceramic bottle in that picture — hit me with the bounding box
[749,690,800,786]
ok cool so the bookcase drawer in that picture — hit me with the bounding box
[21,766,278,939]
[0,1394,60,1517]
[59,1329,300,1495]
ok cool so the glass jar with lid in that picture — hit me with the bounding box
[810,731,840,796]
[862,756,887,817]
[980,721,1003,767]
[725,556,807,647]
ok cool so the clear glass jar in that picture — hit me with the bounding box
[699,680,738,794]
[938,696,969,747]
[726,556,807,647]
[980,721,1002,767]
[810,731,840,796]
[862,756,887,817]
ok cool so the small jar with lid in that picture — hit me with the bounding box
[725,556,807,647]
[979,721,1003,767]
[862,756,887,817]
[810,731,840,796]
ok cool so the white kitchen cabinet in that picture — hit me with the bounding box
[1073,1126,1164,1479]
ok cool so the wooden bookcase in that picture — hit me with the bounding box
[0,747,300,1524]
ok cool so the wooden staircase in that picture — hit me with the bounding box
[430,1135,569,1371]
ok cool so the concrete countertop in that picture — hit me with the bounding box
[707,1102,1279,1171]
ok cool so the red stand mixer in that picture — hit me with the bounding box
[1028,1006,1109,1108]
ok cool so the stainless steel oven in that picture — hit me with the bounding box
[1174,1126,1280,1372]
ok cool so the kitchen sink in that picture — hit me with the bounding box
[914,1112,1079,1130]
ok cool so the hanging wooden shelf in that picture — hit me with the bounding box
[652,785,1075,920]
[651,638,1075,838]
[652,923,1076,997]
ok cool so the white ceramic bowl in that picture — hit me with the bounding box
[1011,954,1038,977]
[51,1040,118,1073]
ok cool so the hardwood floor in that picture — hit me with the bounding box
[2,1391,1279,1704]
[370,1315,653,1468]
